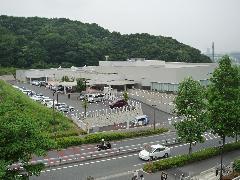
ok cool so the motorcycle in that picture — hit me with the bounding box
[97,142,111,151]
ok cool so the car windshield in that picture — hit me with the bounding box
[143,145,153,153]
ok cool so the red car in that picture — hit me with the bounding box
[109,99,128,109]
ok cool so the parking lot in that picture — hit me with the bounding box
[11,81,176,132]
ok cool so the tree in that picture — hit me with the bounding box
[123,91,129,102]
[207,55,239,179]
[0,112,53,179]
[61,75,70,82]
[76,78,86,92]
[82,97,88,117]
[174,77,206,154]
[0,15,211,69]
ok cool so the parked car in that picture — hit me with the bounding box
[30,95,42,102]
[58,105,75,112]
[41,98,53,105]
[39,81,48,87]
[46,100,57,108]
[139,144,170,161]
[54,103,67,109]
[131,115,149,126]
[109,99,128,109]
[94,93,105,102]
[86,94,96,103]
[31,81,40,86]
[22,89,32,95]
[78,94,85,100]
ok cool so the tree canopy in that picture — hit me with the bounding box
[0,15,211,68]
[174,77,207,154]
[207,55,240,141]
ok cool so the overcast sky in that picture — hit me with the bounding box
[1,0,239,53]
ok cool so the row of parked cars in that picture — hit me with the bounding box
[12,85,75,113]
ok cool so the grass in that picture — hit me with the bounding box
[0,80,83,139]
[0,80,169,149]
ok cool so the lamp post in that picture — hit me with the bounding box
[52,92,56,140]
[152,104,156,130]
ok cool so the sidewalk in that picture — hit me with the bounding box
[101,150,240,180]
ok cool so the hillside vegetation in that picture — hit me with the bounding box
[0,80,82,138]
[0,15,211,68]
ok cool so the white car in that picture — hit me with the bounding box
[58,105,75,112]
[31,80,40,86]
[30,95,42,102]
[86,94,96,103]
[41,98,53,105]
[139,144,170,161]
[46,100,57,108]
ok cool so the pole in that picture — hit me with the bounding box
[152,104,156,130]
[154,108,156,130]
[52,93,56,140]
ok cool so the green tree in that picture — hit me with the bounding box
[207,55,239,145]
[174,77,206,154]
[61,75,70,82]
[82,97,88,117]
[123,91,129,102]
[0,112,53,179]
[76,78,86,92]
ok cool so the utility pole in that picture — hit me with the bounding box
[212,42,215,62]
[52,92,56,140]
[152,104,156,130]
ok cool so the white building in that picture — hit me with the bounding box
[16,59,217,92]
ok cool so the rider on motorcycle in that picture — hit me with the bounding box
[101,139,106,147]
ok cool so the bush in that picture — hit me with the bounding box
[56,128,168,149]
[233,158,240,173]
[144,141,240,173]
[56,137,84,149]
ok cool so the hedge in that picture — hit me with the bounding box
[233,158,240,173]
[144,141,240,173]
[56,128,168,148]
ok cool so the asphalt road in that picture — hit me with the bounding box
[29,132,235,180]
[30,131,178,166]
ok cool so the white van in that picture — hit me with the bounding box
[131,115,149,126]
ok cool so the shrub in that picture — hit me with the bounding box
[144,141,240,173]
[56,128,168,149]
[233,158,240,173]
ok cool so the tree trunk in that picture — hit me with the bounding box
[189,142,192,154]
[235,133,238,143]
[220,136,225,180]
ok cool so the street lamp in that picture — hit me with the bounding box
[152,104,156,130]
[52,92,56,140]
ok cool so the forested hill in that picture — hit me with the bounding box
[0,15,211,68]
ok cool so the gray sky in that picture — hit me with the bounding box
[1,0,239,53]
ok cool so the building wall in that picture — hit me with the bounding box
[16,60,217,92]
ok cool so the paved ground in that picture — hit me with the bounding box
[11,81,176,131]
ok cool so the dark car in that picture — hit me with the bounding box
[109,99,128,109]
